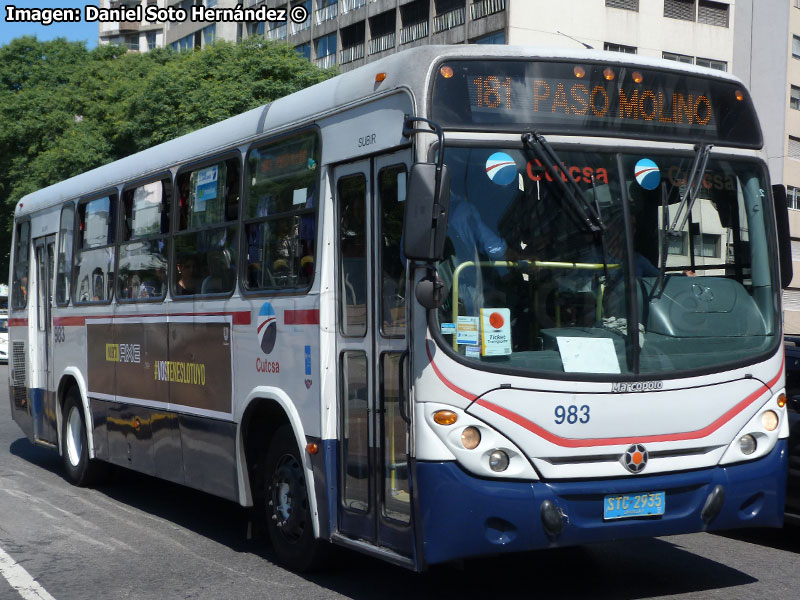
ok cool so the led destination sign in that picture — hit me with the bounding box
[431,60,762,148]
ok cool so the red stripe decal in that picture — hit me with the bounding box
[766,354,785,390]
[53,311,251,327]
[486,161,516,173]
[476,383,770,448]
[257,316,276,333]
[284,309,319,325]
[428,345,784,448]
[426,341,478,402]
[8,318,28,327]
[53,316,86,326]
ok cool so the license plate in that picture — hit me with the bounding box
[603,491,665,520]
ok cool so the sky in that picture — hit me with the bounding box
[1,1,99,48]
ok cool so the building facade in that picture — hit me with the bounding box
[99,0,800,331]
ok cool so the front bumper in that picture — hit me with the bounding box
[414,439,788,566]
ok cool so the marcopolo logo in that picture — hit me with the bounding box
[485,152,518,186]
[258,302,278,354]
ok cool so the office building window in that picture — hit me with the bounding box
[698,0,729,27]
[667,232,688,255]
[693,233,721,258]
[203,24,216,45]
[472,30,505,44]
[604,42,637,54]
[789,136,800,159]
[788,186,800,210]
[792,85,800,111]
[315,32,337,57]
[664,0,695,21]
[606,0,638,10]
[663,51,693,64]
[147,31,157,50]
[794,35,800,59]
[295,42,311,61]
[695,57,727,71]
[247,21,265,37]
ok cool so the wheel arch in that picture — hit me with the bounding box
[57,367,94,459]
[237,387,320,538]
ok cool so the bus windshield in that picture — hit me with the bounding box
[435,146,778,377]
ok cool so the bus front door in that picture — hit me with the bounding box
[32,235,57,446]
[335,152,413,557]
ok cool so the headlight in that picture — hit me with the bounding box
[739,434,757,455]
[761,410,779,432]
[461,426,481,450]
[489,450,510,472]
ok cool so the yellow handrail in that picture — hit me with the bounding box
[449,260,620,349]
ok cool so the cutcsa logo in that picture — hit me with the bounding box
[257,302,277,354]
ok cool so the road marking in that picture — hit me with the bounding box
[0,545,56,600]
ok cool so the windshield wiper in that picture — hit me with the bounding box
[668,144,713,236]
[653,181,671,297]
[521,131,609,282]
[521,132,604,233]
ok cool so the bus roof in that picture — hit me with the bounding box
[15,44,747,217]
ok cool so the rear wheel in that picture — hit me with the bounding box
[264,425,328,572]
[61,389,104,486]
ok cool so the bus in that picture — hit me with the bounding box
[7,45,793,572]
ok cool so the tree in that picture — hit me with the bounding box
[0,35,336,277]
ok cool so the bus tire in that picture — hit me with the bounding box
[263,425,327,572]
[61,389,104,486]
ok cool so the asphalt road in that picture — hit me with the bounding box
[0,363,798,600]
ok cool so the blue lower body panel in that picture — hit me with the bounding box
[415,440,788,566]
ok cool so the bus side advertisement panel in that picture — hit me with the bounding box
[87,321,232,414]
[167,321,231,413]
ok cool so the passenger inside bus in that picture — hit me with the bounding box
[176,257,198,295]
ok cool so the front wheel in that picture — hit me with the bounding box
[61,389,105,486]
[263,425,328,572]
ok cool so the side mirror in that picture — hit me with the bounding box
[402,163,451,262]
[772,184,793,289]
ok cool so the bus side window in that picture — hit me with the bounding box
[243,131,319,293]
[174,157,240,297]
[56,204,75,306]
[11,221,30,309]
[378,165,407,336]
[74,195,116,304]
[118,179,171,301]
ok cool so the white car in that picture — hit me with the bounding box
[0,314,8,364]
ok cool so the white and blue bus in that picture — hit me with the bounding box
[7,45,793,571]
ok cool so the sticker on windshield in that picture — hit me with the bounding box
[486,152,518,186]
[634,158,660,190]
[480,308,512,356]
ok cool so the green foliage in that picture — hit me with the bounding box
[0,35,336,276]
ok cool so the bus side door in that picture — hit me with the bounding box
[32,234,58,446]
[334,151,413,557]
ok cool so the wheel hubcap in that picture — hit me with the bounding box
[66,406,83,467]
[270,453,307,542]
